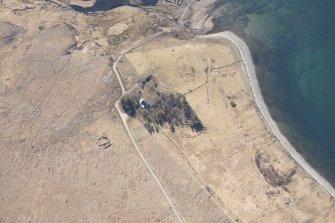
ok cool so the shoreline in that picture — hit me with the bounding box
[199,31,335,198]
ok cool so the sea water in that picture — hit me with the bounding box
[211,0,335,186]
[71,0,158,13]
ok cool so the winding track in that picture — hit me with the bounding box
[112,32,184,223]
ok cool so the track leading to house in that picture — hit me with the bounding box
[111,31,184,223]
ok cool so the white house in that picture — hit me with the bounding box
[139,98,149,109]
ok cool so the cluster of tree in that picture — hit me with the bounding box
[121,95,137,117]
[121,91,204,134]
[141,74,158,92]
[141,92,204,133]
[255,151,296,187]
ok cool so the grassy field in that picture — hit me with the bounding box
[125,35,335,223]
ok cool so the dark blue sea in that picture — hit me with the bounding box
[211,0,335,186]
[70,0,158,13]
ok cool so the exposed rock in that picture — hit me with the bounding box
[0,22,25,47]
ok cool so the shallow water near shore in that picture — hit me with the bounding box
[211,0,335,186]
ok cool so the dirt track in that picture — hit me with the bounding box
[1,0,335,222]
[112,29,186,222]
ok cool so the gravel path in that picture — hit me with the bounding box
[112,31,184,223]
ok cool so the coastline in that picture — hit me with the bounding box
[200,31,335,198]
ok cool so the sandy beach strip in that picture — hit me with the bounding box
[199,31,335,198]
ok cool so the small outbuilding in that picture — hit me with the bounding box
[139,98,150,109]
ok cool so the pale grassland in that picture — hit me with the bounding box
[126,35,335,223]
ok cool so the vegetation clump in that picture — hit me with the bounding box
[121,95,137,117]
[147,92,204,133]
[255,151,296,187]
[120,76,204,134]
